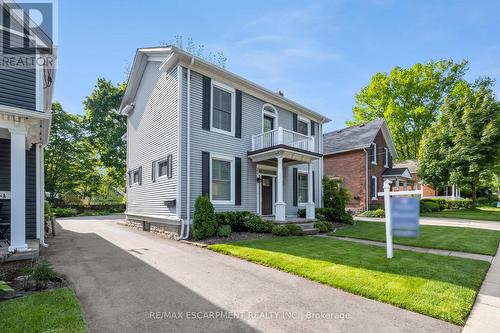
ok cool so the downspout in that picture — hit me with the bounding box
[362,147,369,211]
[179,56,194,240]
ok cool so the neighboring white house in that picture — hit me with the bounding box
[0,1,56,256]
[120,46,331,238]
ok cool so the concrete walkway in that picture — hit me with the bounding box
[463,244,500,333]
[322,235,493,262]
[354,216,500,231]
[43,216,459,333]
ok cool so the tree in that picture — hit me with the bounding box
[349,60,468,159]
[192,195,217,240]
[163,35,227,69]
[83,79,127,186]
[45,102,86,204]
[419,78,500,206]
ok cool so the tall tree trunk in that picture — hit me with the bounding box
[471,182,477,208]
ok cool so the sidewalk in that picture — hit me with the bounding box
[354,216,500,231]
[322,235,493,262]
[463,244,500,333]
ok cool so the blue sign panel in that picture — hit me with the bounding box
[391,197,420,238]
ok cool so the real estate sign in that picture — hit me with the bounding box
[390,197,419,238]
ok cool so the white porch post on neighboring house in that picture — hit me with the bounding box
[9,129,27,251]
[452,184,455,200]
[305,162,315,219]
[275,154,286,221]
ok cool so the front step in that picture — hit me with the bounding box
[302,228,319,235]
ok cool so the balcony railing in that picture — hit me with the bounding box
[251,127,316,153]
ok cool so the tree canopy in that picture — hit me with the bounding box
[349,59,468,160]
[418,78,500,205]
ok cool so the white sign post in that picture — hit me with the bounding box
[382,180,393,258]
[379,179,421,259]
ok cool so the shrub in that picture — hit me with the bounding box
[23,259,56,290]
[285,224,304,236]
[272,225,290,236]
[51,208,78,217]
[297,209,306,218]
[192,196,217,240]
[217,225,231,237]
[215,211,249,232]
[360,209,385,218]
[323,176,350,211]
[420,198,472,210]
[0,281,14,292]
[314,221,329,233]
[243,214,273,233]
[298,207,352,223]
[420,201,440,213]
[340,212,354,224]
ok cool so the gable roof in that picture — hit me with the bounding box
[323,118,398,158]
[120,46,331,124]
[382,168,412,179]
[393,159,418,174]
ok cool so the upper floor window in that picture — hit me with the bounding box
[133,170,140,184]
[297,116,310,136]
[210,154,235,204]
[371,143,377,165]
[128,167,142,187]
[262,104,277,133]
[211,81,235,135]
[384,147,389,168]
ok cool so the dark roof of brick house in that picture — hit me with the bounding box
[323,118,397,157]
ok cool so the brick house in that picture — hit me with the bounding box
[323,119,412,212]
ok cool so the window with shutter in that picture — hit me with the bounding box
[210,81,235,136]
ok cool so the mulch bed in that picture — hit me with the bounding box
[0,260,67,302]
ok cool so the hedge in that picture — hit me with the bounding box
[298,208,353,224]
[420,198,472,210]
[55,204,125,214]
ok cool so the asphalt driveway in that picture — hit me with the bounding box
[43,216,460,333]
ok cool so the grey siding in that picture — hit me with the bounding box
[126,62,179,219]
[0,139,37,239]
[0,10,36,111]
[180,69,322,219]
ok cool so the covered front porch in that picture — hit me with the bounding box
[0,108,49,256]
[249,127,322,221]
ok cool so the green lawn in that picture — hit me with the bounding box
[0,288,87,333]
[422,206,500,221]
[333,221,500,255]
[209,236,489,325]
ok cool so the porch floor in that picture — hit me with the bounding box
[263,216,316,225]
[0,239,39,262]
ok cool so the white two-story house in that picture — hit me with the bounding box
[120,46,330,239]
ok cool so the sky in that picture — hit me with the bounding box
[55,0,500,132]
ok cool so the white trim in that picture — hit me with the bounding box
[257,164,278,216]
[155,156,172,180]
[176,65,183,219]
[210,80,235,136]
[297,115,311,136]
[262,103,278,133]
[384,147,389,168]
[35,143,41,239]
[371,176,378,200]
[35,50,43,112]
[132,169,140,185]
[297,171,309,205]
[371,143,377,165]
[210,153,235,205]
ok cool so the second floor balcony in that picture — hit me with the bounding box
[251,127,317,153]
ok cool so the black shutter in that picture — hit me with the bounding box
[202,76,211,130]
[293,168,298,206]
[235,90,242,138]
[370,177,375,198]
[292,113,298,132]
[313,171,315,203]
[311,120,316,136]
[128,171,132,187]
[152,161,156,182]
[138,166,142,185]
[168,155,173,178]
[202,151,210,196]
[235,157,241,205]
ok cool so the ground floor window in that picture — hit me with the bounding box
[371,176,378,200]
[298,172,308,204]
[211,155,234,204]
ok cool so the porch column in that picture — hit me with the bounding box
[452,184,455,200]
[9,129,27,251]
[275,155,286,221]
[305,162,315,219]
